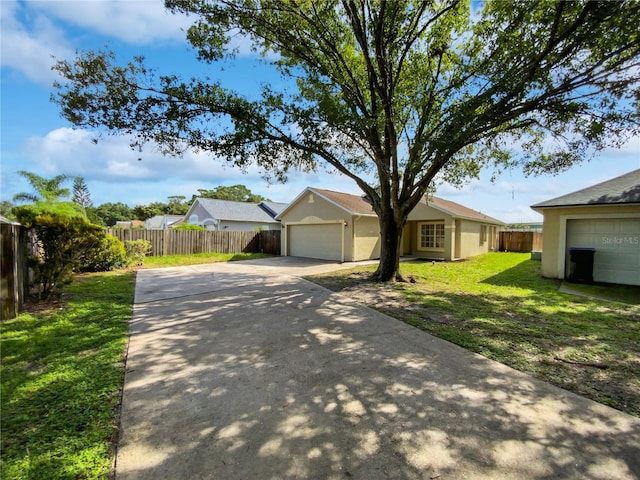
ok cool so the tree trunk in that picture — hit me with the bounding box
[373,213,405,282]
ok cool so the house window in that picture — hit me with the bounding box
[419,222,445,250]
[480,225,487,245]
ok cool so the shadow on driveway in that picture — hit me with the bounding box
[116,261,640,480]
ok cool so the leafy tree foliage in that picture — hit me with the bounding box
[0,201,15,220]
[132,203,165,221]
[194,185,270,203]
[88,202,133,227]
[166,195,190,214]
[53,0,640,281]
[12,171,71,204]
[72,176,93,208]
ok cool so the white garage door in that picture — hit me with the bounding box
[566,218,640,285]
[288,224,343,261]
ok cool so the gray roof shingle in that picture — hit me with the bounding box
[531,169,640,209]
[258,201,289,219]
[196,198,280,223]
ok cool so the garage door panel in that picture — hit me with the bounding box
[567,218,640,286]
[288,224,342,261]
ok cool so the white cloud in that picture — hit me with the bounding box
[10,127,360,206]
[0,1,73,85]
[28,0,194,45]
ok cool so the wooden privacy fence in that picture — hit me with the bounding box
[498,231,543,253]
[105,229,281,256]
[1,223,28,320]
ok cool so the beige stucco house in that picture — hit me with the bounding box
[531,169,640,286]
[277,187,504,262]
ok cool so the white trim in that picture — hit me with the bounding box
[416,221,445,252]
[557,212,640,279]
[276,187,377,219]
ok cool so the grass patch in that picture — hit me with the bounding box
[1,271,135,479]
[309,253,640,416]
[141,252,273,268]
[560,281,640,305]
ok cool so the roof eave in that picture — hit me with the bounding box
[531,201,640,211]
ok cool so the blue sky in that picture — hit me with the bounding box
[1,1,638,223]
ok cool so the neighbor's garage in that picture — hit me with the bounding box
[287,223,343,261]
[566,218,640,286]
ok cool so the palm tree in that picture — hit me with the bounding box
[12,171,71,203]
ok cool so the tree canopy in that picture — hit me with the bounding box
[53,0,640,280]
[194,184,270,203]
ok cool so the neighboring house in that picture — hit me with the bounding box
[276,187,504,262]
[505,222,543,232]
[115,220,145,228]
[183,198,287,231]
[531,169,640,286]
[144,215,185,230]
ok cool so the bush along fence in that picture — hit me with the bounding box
[498,231,543,253]
[105,229,281,256]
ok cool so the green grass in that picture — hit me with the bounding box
[560,281,640,305]
[1,271,135,480]
[141,252,272,268]
[309,253,640,416]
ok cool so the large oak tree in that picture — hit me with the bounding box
[53,0,640,280]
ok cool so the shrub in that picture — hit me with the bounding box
[80,234,127,272]
[172,224,206,231]
[13,205,105,299]
[125,239,152,266]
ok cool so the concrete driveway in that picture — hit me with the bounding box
[116,257,639,480]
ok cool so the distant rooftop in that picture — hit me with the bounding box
[195,198,280,223]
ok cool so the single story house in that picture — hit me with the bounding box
[531,169,640,286]
[114,220,145,229]
[144,215,185,230]
[184,198,288,231]
[277,187,504,262]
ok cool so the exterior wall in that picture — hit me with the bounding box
[456,220,498,258]
[406,215,499,260]
[280,192,355,261]
[538,205,640,279]
[186,202,219,229]
[218,220,280,231]
[353,216,380,261]
[406,203,454,260]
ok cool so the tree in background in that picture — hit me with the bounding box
[72,176,93,209]
[12,171,71,204]
[194,185,270,203]
[0,201,15,220]
[53,0,640,282]
[166,195,190,215]
[132,203,165,221]
[87,202,133,227]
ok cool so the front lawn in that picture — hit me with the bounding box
[1,271,135,479]
[140,252,272,268]
[309,252,640,417]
